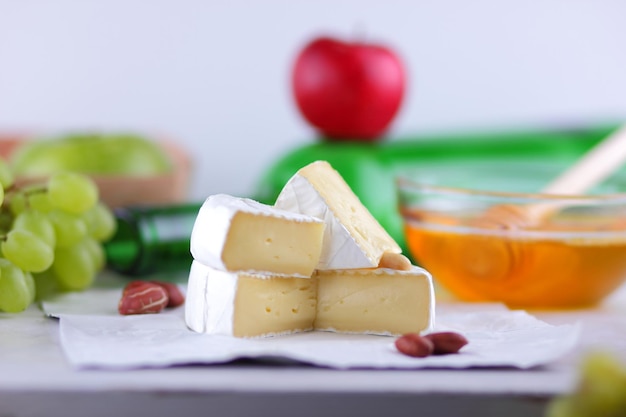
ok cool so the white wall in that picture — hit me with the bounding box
[1,0,625,200]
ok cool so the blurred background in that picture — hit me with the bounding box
[1,0,625,200]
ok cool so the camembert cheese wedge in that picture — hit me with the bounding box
[314,266,434,336]
[190,194,325,277]
[186,260,317,338]
[275,160,401,269]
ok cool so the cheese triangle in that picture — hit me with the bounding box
[275,160,401,269]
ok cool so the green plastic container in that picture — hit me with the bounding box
[253,123,622,253]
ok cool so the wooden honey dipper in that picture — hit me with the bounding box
[479,124,626,229]
[453,125,626,285]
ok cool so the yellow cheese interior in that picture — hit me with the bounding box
[314,269,432,336]
[232,275,317,338]
[299,161,401,264]
[222,211,324,277]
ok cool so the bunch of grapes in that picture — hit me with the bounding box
[0,158,116,313]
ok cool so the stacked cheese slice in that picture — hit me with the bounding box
[186,160,434,338]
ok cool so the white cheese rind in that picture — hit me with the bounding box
[185,260,317,338]
[185,260,236,335]
[190,193,324,277]
[275,161,401,270]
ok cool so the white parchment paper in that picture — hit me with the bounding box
[43,289,580,370]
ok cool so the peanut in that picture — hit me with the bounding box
[122,280,147,295]
[424,332,469,355]
[394,333,434,357]
[395,331,468,358]
[118,282,169,315]
[121,280,185,309]
[151,281,185,308]
[378,252,412,271]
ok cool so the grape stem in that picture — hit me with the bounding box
[2,184,47,207]
[0,184,49,234]
[19,185,47,196]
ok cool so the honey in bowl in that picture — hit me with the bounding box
[397,162,626,309]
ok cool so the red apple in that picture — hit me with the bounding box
[292,36,406,141]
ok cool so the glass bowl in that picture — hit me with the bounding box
[396,161,626,309]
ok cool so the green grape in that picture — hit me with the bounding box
[84,202,117,242]
[0,158,14,189]
[0,184,4,208]
[83,237,105,271]
[0,259,32,312]
[8,191,27,216]
[33,269,60,301]
[48,209,87,247]
[47,172,98,214]
[53,243,96,291]
[28,191,53,212]
[12,209,56,247]
[546,352,626,417]
[2,229,54,272]
[23,271,36,304]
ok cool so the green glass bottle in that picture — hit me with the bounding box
[103,203,201,277]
